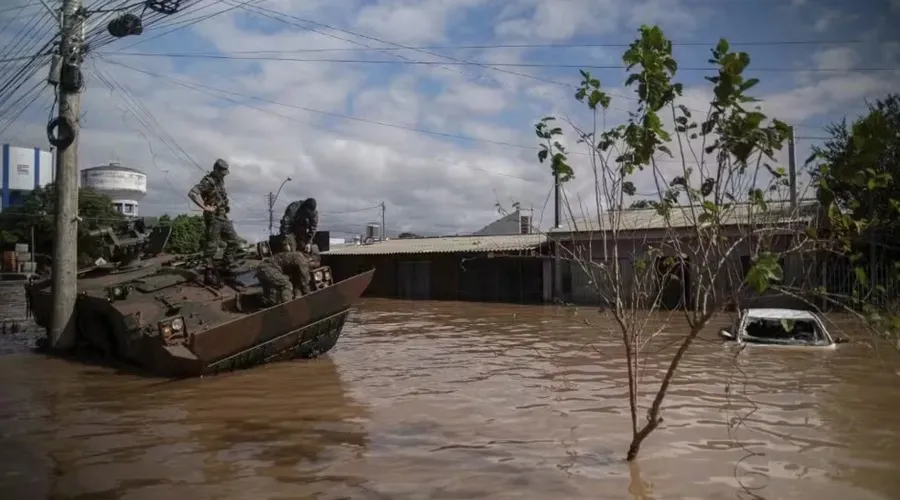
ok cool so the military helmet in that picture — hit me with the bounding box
[213,158,229,172]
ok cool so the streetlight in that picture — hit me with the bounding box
[267,176,292,234]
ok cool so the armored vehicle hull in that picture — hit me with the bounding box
[24,223,373,378]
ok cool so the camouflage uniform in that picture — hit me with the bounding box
[279,198,319,254]
[279,200,303,252]
[255,251,312,307]
[290,198,319,252]
[188,159,241,267]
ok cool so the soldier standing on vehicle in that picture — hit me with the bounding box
[255,251,312,306]
[187,159,241,271]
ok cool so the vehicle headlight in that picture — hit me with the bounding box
[158,316,186,337]
[107,285,130,301]
[324,269,331,280]
[314,270,323,281]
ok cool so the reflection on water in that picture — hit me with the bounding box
[1,292,900,499]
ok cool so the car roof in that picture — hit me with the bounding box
[744,308,818,320]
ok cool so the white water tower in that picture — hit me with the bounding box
[80,162,147,217]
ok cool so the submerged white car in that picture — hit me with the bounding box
[719,308,843,348]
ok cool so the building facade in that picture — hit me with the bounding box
[548,200,823,309]
[322,234,551,304]
[0,144,54,211]
[80,163,147,217]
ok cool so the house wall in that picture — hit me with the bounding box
[322,252,549,304]
[554,231,817,309]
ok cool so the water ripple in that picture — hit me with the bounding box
[2,297,900,499]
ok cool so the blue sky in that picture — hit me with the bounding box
[2,0,898,240]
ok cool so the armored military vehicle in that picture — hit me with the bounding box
[24,217,373,378]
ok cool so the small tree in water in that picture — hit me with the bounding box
[537,25,815,460]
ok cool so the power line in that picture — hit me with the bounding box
[99,58,556,167]
[222,1,831,132]
[92,0,268,51]
[98,51,900,73]
[101,57,834,161]
[320,204,383,215]
[95,38,900,55]
[0,2,44,16]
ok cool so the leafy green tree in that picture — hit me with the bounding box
[807,94,900,342]
[538,26,803,460]
[160,213,206,254]
[0,184,124,259]
[810,94,900,241]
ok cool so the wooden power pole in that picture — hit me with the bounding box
[267,191,275,234]
[49,0,84,350]
[380,201,385,241]
[787,125,798,211]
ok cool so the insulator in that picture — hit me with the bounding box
[107,13,144,38]
[146,0,181,15]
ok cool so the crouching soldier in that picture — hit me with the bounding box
[279,198,318,253]
[255,251,312,307]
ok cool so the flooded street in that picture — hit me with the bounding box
[2,289,900,500]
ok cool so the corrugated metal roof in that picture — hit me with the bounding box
[551,200,819,233]
[322,234,547,256]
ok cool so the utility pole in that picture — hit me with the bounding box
[267,176,292,235]
[380,201,385,241]
[49,0,85,350]
[267,192,275,234]
[787,125,797,211]
[553,170,561,228]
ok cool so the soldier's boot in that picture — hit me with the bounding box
[260,286,278,308]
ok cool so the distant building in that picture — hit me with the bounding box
[80,163,147,217]
[0,144,54,212]
[472,207,534,236]
[321,234,551,304]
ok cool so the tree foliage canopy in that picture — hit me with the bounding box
[807,93,900,338]
[159,213,206,254]
[809,94,900,245]
[0,184,124,258]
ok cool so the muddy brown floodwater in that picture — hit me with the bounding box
[2,290,900,500]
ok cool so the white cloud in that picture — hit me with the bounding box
[811,47,861,71]
[0,0,895,241]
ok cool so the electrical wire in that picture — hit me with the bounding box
[0,78,48,137]
[0,2,46,16]
[99,51,900,73]
[97,57,554,182]
[88,60,269,213]
[224,1,838,131]
[93,38,900,54]
[87,0,267,51]
[101,57,832,170]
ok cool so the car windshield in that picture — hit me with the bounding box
[742,316,830,346]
